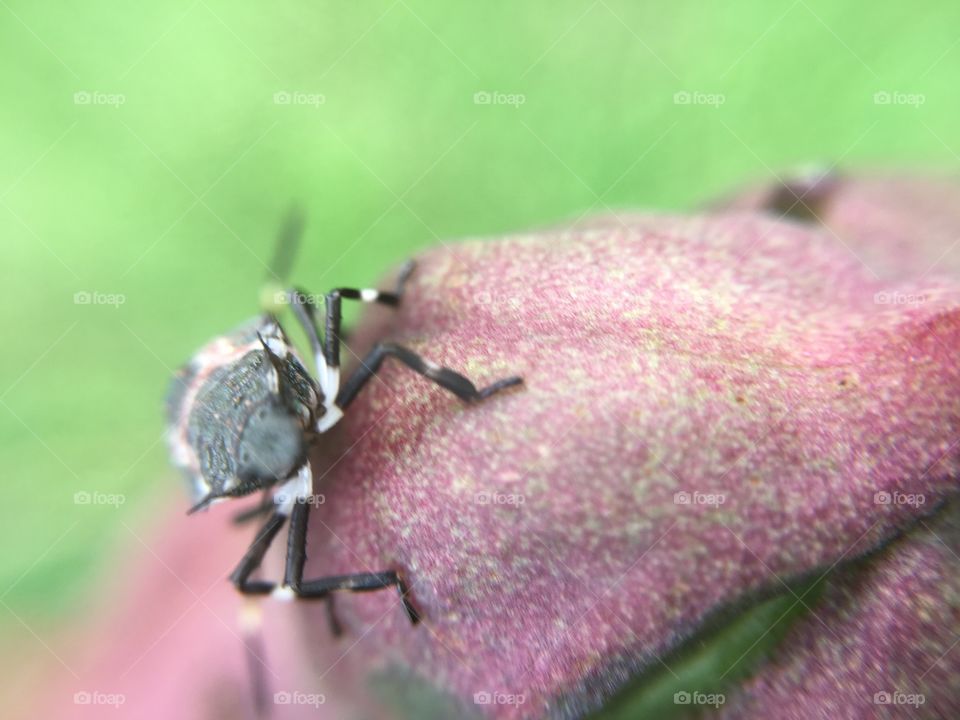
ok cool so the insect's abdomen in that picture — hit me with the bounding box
[186,352,276,495]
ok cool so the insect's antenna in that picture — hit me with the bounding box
[267,205,305,285]
[260,205,306,317]
[240,598,272,717]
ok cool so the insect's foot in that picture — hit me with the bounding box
[477,376,524,400]
[394,574,422,624]
[403,598,422,625]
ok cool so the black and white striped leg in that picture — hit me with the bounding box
[229,465,420,628]
[284,499,420,623]
[332,259,416,310]
[336,342,523,409]
[229,511,286,595]
[229,466,313,595]
[323,259,417,369]
[317,260,417,429]
[282,287,343,432]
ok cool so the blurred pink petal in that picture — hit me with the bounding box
[719,170,960,279]
[719,505,960,719]
[36,501,347,720]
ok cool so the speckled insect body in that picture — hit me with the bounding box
[167,319,318,513]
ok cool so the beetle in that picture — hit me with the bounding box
[165,221,522,628]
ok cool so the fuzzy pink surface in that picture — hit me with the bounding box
[706,172,960,719]
[294,207,960,718]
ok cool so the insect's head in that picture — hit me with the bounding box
[234,395,307,493]
[230,332,312,490]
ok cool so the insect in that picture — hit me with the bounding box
[165,211,522,628]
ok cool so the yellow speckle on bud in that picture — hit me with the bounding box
[260,281,288,315]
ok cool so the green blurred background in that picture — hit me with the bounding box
[2,0,959,712]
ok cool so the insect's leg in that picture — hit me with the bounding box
[229,469,310,594]
[281,287,343,434]
[229,512,286,595]
[231,490,276,526]
[329,258,417,311]
[323,259,417,370]
[328,260,417,307]
[336,342,523,409]
[316,260,416,430]
[283,499,421,624]
[321,291,342,406]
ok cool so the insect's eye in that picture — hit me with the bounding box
[236,401,306,484]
